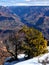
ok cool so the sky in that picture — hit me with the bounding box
[0,0,49,6]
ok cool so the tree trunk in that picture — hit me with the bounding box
[14,44,18,60]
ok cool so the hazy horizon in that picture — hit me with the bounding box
[0,0,49,6]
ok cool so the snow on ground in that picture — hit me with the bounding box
[4,53,49,65]
[17,54,25,59]
[39,53,49,62]
[47,46,49,52]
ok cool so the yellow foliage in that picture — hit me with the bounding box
[22,26,48,57]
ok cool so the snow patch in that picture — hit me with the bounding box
[4,53,49,65]
[17,54,25,59]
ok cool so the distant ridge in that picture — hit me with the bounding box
[8,6,49,40]
[0,6,24,30]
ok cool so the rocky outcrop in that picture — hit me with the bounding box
[0,41,11,65]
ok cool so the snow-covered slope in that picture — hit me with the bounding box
[4,53,49,65]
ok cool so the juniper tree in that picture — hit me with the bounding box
[22,26,48,58]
